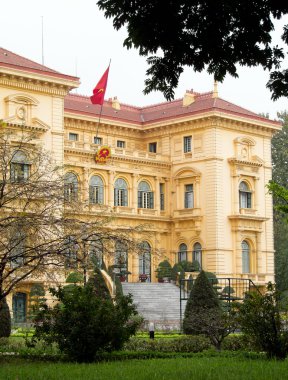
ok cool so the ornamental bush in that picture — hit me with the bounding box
[238,282,288,359]
[0,298,11,338]
[183,271,235,350]
[33,283,140,362]
[156,260,172,281]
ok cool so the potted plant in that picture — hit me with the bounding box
[156,260,172,282]
[139,274,148,282]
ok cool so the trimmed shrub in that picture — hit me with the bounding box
[183,271,234,350]
[87,267,111,300]
[0,298,11,338]
[156,260,172,281]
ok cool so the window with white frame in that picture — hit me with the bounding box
[64,236,79,269]
[184,136,192,153]
[88,236,103,268]
[117,140,126,148]
[178,243,187,262]
[184,184,194,208]
[193,242,202,268]
[149,142,157,153]
[10,231,25,268]
[114,178,128,206]
[115,240,128,281]
[89,175,104,204]
[10,151,30,183]
[138,181,154,209]
[239,181,252,209]
[138,241,151,281]
[69,133,78,141]
[64,172,78,202]
[242,240,250,273]
[94,136,102,145]
[160,183,165,211]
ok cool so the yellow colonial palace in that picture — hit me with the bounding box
[0,48,281,320]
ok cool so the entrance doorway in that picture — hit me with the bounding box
[12,292,27,323]
[139,241,151,282]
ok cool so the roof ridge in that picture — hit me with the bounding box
[0,47,60,74]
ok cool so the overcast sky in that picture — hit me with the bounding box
[1,0,287,119]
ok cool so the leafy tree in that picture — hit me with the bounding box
[0,298,11,338]
[183,271,234,350]
[33,284,140,362]
[0,121,145,318]
[97,0,288,100]
[269,112,288,291]
[238,283,288,359]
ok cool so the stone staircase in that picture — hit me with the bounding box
[122,282,187,330]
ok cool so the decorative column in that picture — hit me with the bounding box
[82,168,89,203]
[108,170,115,207]
[154,176,160,215]
[132,173,138,213]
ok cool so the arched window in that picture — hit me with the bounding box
[89,175,104,204]
[242,240,250,273]
[64,236,79,268]
[10,150,29,182]
[138,181,154,209]
[239,181,252,209]
[139,241,151,282]
[114,178,128,206]
[115,241,128,281]
[178,243,187,262]
[64,173,78,202]
[193,242,202,268]
[88,236,103,268]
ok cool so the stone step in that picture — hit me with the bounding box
[122,283,187,328]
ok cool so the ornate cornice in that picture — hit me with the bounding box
[0,72,74,96]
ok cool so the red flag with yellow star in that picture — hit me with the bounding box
[90,66,109,105]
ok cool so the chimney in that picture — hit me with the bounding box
[112,96,121,110]
[212,81,218,98]
[183,90,195,106]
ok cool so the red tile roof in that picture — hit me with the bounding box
[64,92,280,127]
[0,47,78,82]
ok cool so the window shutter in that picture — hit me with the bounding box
[114,188,118,206]
[124,189,128,206]
[138,191,142,208]
[149,192,154,209]
[247,193,252,208]
[99,186,104,204]
[89,186,94,203]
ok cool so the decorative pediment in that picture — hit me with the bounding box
[228,155,264,168]
[3,93,49,131]
[174,166,201,179]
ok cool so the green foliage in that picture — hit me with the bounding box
[124,335,211,352]
[33,284,140,362]
[0,298,11,338]
[156,260,172,280]
[268,112,288,292]
[65,272,84,284]
[183,271,235,350]
[237,283,288,359]
[87,267,111,300]
[171,263,184,282]
[97,0,288,101]
[28,284,46,321]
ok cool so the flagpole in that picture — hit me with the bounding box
[95,59,111,140]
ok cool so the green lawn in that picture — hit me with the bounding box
[0,357,288,380]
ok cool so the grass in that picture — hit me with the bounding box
[0,356,288,380]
